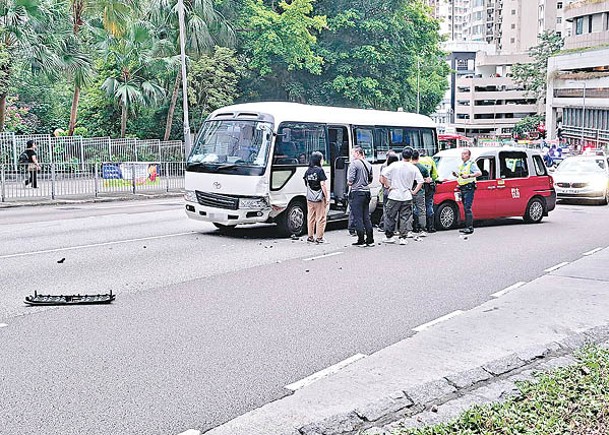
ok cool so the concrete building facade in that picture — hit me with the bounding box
[545,0,609,150]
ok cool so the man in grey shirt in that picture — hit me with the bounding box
[348,147,374,247]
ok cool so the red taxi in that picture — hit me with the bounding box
[432,147,556,230]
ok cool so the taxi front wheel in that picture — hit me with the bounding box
[524,197,545,224]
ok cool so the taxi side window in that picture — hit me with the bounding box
[499,152,529,179]
[476,157,495,181]
[532,155,547,176]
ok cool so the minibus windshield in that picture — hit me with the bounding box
[187,120,273,175]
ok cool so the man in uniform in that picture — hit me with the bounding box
[452,148,482,235]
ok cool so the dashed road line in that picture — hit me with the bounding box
[491,281,527,298]
[285,353,367,391]
[0,323,8,328]
[0,232,195,260]
[544,262,570,273]
[413,310,464,332]
[303,251,344,262]
[582,247,603,256]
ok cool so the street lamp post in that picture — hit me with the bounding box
[177,0,192,158]
[581,81,586,149]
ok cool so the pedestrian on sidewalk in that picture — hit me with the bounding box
[380,147,424,245]
[452,148,482,235]
[23,140,40,188]
[411,150,432,237]
[304,151,329,244]
[347,147,374,247]
[418,149,439,233]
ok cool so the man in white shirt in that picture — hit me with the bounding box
[379,147,424,244]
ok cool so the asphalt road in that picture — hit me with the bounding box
[1,199,608,435]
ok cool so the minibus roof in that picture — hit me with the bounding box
[207,102,437,129]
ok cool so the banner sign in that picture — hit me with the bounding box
[102,163,160,187]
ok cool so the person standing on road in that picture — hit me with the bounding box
[304,151,329,244]
[377,150,398,232]
[347,147,374,247]
[23,140,40,188]
[380,147,424,245]
[411,150,432,237]
[452,148,482,235]
[418,149,439,233]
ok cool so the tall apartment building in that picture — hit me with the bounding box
[545,0,609,149]
[434,0,566,137]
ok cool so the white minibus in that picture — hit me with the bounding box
[184,102,438,235]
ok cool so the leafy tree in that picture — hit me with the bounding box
[147,0,236,140]
[65,0,140,135]
[512,31,563,108]
[101,23,167,137]
[513,114,545,139]
[187,46,244,127]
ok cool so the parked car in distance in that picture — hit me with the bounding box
[553,155,609,205]
[432,147,556,230]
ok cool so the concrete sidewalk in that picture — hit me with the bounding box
[204,248,609,435]
[0,191,183,208]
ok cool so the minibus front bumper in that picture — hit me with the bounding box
[184,190,272,226]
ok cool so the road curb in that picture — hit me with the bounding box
[0,192,184,208]
[293,326,609,435]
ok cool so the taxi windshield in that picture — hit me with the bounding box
[555,158,605,174]
[434,155,462,181]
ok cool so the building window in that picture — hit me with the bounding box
[510,37,515,43]
[511,23,516,29]
[575,17,584,35]
[557,2,563,9]
[557,17,562,24]
[511,9,516,15]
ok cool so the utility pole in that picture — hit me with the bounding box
[581,82,586,149]
[417,57,421,114]
[177,0,192,158]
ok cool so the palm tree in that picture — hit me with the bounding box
[147,0,235,140]
[101,23,166,138]
[0,0,67,132]
[66,0,139,135]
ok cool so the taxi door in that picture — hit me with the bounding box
[470,156,497,219]
[495,151,531,217]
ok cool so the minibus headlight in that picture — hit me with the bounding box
[184,190,197,202]
[239,197,267,209]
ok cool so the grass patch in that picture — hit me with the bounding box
[392,347,609,435]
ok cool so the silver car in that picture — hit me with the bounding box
[553,155,609,204]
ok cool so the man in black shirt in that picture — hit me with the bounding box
[23,140,40,188]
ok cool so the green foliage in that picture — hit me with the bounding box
[4,98,40,134]
[188,46,244,121]
[513,114,545,138]
[4,0,449,137]
[394,347,609,434]
[512,31,564,101]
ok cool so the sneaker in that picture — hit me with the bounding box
[461,228,474,235]
[399,238,408,245]
[352,241,366,247]
[428,228,437,233]
[365,242,375,247]
[413,236,422,242]
[418,231,428,238]
[382,237,396,244]
[306,236,314,243]
[349,231,357,237]
[406,231,416,238]
[315,238,328,244]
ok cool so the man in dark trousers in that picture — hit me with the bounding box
[347,147,374,247]
[23,140,40,188]
[452,148,482,234]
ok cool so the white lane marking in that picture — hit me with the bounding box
[0,323,8,328]
[491,281,526,298]
[582,247,603,256]
[285,353,367,391]
[303,251,344,262]
[176,430,200,435]
[544,262,570,273]
[413,310,464,332]
[0,232,195,260]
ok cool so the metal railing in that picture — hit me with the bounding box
[0,132,185,170]
[1,162,185,202]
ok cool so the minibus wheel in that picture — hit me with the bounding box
[435,202,458,230]
[278,200,307,236]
